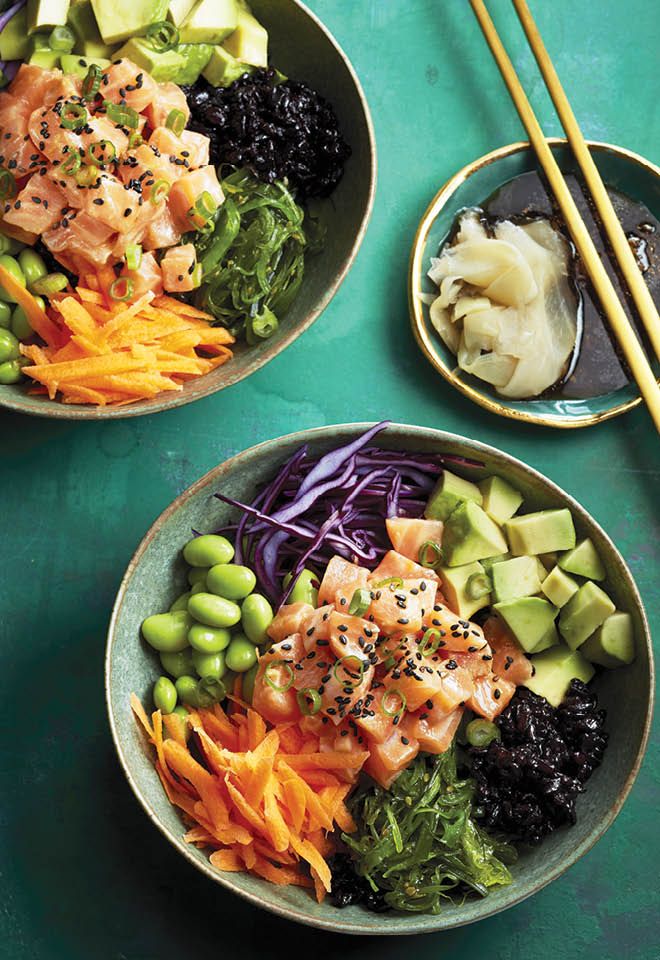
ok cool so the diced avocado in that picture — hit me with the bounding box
[438,561,491,619]
[524,644,594,707]
[534,557,548,583]
[60,53,111,77]
[538,551,558,571]
[558,538,606,581]
[0,7,30,61]
[179,0,238,44]
[531,622,560,654]
[169,0,196,25]
[541,566,579,608]
[114,37,187,81]
[68,0,116,59]
[91,0,169,45]
[222,0,267,67]
[505,508,576,556]
[581,612,635,668]
[203,42,253,86]
[478,475,523,525]
[425,469,483,522]
[558,581,616,650]
[480,553,510,576]
[441,501,508,567]
[491,556,543,603]
[29,48,62,68]
[171,43,213,84]
[27,0,70,34]
[493,597,558,653]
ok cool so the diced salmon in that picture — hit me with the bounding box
[161,243,197,292]
[467,675,516,721]
[267,602,315,643]
[369,550,439,583]
[382,644,447,712]
[42,74,82,107]
[119,143,186,199]
[353,687,398,744]
[78,173,141,231]
[386,517,444,563]
[0,96,38,175]
[483,615,533,687]
[366,577,437,635]
[9,65,63,114]
[101,59,159,114]
[449,649,492,679]
[326,610,378,661]
[300,604,334,653]
[28,102,84,164]
[149,127,208,171]
[180,129,210,168]
[364,728,419,789]
[317,556,369,607]
[251,633,304,725]
[403,706,463,755]
[422,601,488,654]
[145,81,190,130]
[318,659,374,726]
[141,204,181,251]
[81,114,129,162]
[120,250,162,298]
[3,175,65,234]
[168,165,224,232]
[43,210,116,266]
[431,664,474,713]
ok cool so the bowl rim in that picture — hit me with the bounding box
[408,138,660,429]
[0,0,377,422]
[105,421,655,934]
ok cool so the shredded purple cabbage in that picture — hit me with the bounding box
[215,422,482,606]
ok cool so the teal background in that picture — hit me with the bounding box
[1,1,658,958]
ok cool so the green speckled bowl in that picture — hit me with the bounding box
[409,140,660,428]
[106,423,653,934]
[0,0,376,420]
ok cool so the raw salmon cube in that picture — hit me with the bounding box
[364,727,419,789]
[161,243,197,292]
[403,706,463,755]
[120,251,162,298]
[3,175,65,234]
[142,204,181,251]
[180,129,210,168]
[467,675,516,721]
[317,555,368,607]
[369,550,439,583]
[386,517,444,563]
[267,602,315,643]
[101,59,159,114]
[366,577,437,635]
[8,65,62,113]
[144,81,190,129]
[422,601,488,653]
[300,604,334,652]
[353,687,397,744]
[483,616,533,686]
[327,610,378,661]
[168,166,224,232]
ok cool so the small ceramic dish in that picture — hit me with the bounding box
[106,422,653,934]
[409,139,660,428]
[0,0,376,420]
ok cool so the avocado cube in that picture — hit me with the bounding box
[68,0,116,59]
[169,43,214,84]
[203,43,253,86]
[222,1,267,67]
[493,597,558,653]
[441,500,508,567]
[91,0,169,44]
[558,581,616,650]
[538,551,558,571]
[114,37,187,81]
[60,53,111,77]
[478,475,523,524]
[28,0,70,34]
[438,562,491,619]
[504,508,576,556]
[169,0,197,25]
[531,622,560,654]
[425,469,483,522]
[480,553,510,576]
[29,48,62,68]
[524,644,594,707]
[491,556,543,603]
[581,611,635,668]
[180,0,238,44]
[558,538,606,581]
[0,7,30,61]
[541,566,579,608]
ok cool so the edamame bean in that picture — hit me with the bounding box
[3,236,23,256]
[175,675,199,706]
[187,566,209,586]
[192,649,226,680]
[0,255,26,302]
[11,296,44,341]
[0,301,11,328]
[242,662,259,704]
[0,359,24,384]
[241,593,274,646]
[190,580,205,595]
[0,328,19,363]
[159,648,194,679]
[165,704,191,741]
[285,568,319,607]
[198,677,226,704]
[142,610,191,652]
[169,590,191,612]
[183,534,234,568]
[18,249,47,289]
[172,705,189,719]
[207,563,256,600]
[225,634,258,673]
[188,592,240,628]
[188,622,231,654]
[153,676,177,714]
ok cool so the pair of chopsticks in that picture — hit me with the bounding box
[470,0,660,432]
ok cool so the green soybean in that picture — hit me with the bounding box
[188,622,231,653]
[142,610,191,652]
[0,359,24,384]
[175,675,199,706]
[207,563,256,600]
[11,295,45,341]
[242,662,259,704]
[190,580,206,595]
[153,676,177,714]
[0,255,26,302]
[172,705,189,719]
[198,677,226,704]
[18,248,47,289]
[225,634,258,673]
[159,648,194,679]
[188,592,241,628]
[0,328,19,363]
[285,568,319,607]
[169,590,191,612]
[0,301,11,328]
[183,534,234,568]
[187,566,209,586]
[192,649,226,680]
[241,593,274,645]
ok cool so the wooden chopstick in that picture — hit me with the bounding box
[469,0,660,432]
[512,0,660,363]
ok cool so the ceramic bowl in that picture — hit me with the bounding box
[0,0,376,420]
[106,422,653,934]
[409,139,660,428]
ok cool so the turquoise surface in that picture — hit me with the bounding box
[1,1,658,958]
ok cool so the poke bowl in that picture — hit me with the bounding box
[0,0,376,419]
[106,422,653,933]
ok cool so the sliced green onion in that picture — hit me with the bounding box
[188,190,218,229]
[75,165,98,187]
[128,131,143,149]
[264,660,294,693]
[418,540,443,568]
[145,20,179,52]
[166,108,186,136]
[333,655,365,691]
[466,719,500,748]
[247,307,278,342]
[0,168,17,201]
[466,572,491,601]
[60,102,88,131]
[31,272,68,296]
[198,677,226,703]
[372,576,404,591]
[109,276,134,302]
[348,588,371,618]
[419,628,443,658]
[103,100,139,129]
[296,688,321,716]
[125,243,142,272]
[150,179,170,205]
[81,64,102,101]
[87,139,116,167]
[381,688,407,720]
[190,263,202,289]
[61,150,81,176]
[49,25,75,52]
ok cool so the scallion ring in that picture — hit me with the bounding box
[87,139,116,167]
[419,628,443,657]
[188,190,218,229]
[60,102,88,131]
[296,688,322,716]
[418,540,443,568]
[381,688,407,720]
[81,63,102,101]
[150,179,170,205]
[109,276,134,302]
[125,243,142,272]
[190,263,203,288]
[145,20,179,52]
[75,165,98,187]
[466,719,500,748]
[165,108,186,136]
[248,308,278,341]
[466,572,491,601]
[128,131,143,149]
[372,576,404,591]
[61,150,81,176]
[348,587,371,618]
[31,273,68,296]
[332,655,365,691]
[264,660,294,693]
[103,100,139,129]
[0,168,17,201]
